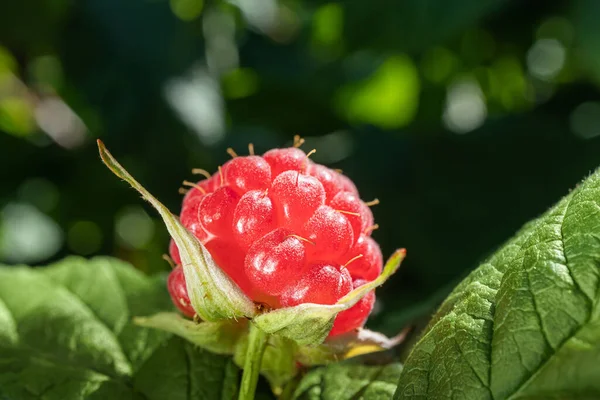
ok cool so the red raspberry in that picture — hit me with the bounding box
[204,237,254,296]
[337,173,359,194]
[303,205,354,260]
[180,195,210,243]
[329,191,373,241]
[233,190,277,250]
[182,178,213,203]
[343,234,383,281]
[198,187,240,237]
[329,279,375,336]
[306,163,342,202]
[245,228,306,296]
[223,156,271,194]
[263,147,307,177]
[270,171,326,231]
[167,144,382,336]
[279,262,352,307]
[167,265,195,318]
[169,238,181,265]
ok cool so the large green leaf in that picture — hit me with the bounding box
[293,362,402,399]
[0,257,246,400]
[394,170,600,398]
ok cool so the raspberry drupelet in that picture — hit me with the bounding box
[168,144,382,337]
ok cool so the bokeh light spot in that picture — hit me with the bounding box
[18,178,59,213]
[29,55,64,90]
[164,67,225,145]
[336,55,420,129]
[35,96,87,149]
[570,102,600,140]
[115,206,155,249]
[443,78,487,134]
[489,57,529,110]
[0,97,35,137]
[0,46,17,82]
[0,203,63,263]
[222,68,259,99]
[68,221,102,255]
[537,16,574,46]
[312,3,344,47]
[527,39,566,81]
[422,47,459,84]
[302,131,354,164]
[235,0,278,34]
[170,0,204,21]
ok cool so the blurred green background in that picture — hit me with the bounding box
[2,0,600,336]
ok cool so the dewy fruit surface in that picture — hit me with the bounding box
[168,145,380,336]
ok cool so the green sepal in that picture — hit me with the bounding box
[134,312,245,355]
[98,140,257,322]
[253,249,406,346]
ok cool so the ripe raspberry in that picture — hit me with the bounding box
[343,234,383,281]
[306,163,342,202]
[245,228,306,295]
[167,265,195,318]
[279,262,352,307]
[270,170,325,231]
[233,190,277,250]
[169,238,181,265]
[180,194,210,243]
[204,237,251,294]
[303,205,354,260]
[198,187,240,237]
[329,279,375,336]
[263,147,307,177]
[223,156,271,194]
[329,191,374,241]
[168,143,382,336]
[337,173,359,195]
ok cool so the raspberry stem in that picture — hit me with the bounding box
[238,323,269,400]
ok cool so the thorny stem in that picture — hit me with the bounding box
[238,322,268,400]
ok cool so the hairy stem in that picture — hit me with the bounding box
[238,322,268,400]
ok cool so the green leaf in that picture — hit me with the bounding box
[293,362,403,399]
[134,312,245,355]
[41,256,173,371]
[0,257,249,400]
[133,335,241,400]
[97,140,257,322]
[253,249,406,346]
[394,169,600,399]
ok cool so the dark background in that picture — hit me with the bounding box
[2,0,600,336]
